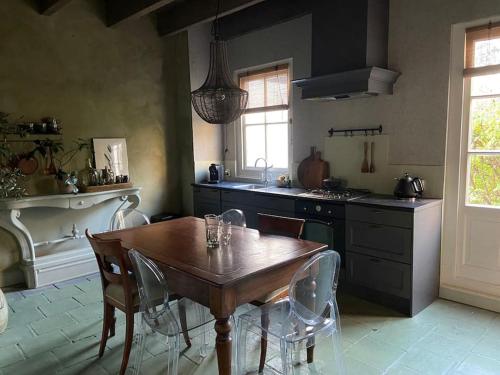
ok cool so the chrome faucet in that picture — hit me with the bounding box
[254,158,273,187]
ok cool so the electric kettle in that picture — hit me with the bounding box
[393,173,424,200]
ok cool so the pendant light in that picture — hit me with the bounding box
[191,0,248,124]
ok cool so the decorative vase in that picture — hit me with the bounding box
[0,288,8,333]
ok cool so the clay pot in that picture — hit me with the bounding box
[0,288,8,333]
[17,155,39,175]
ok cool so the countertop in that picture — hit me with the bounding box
[192,182,442,211]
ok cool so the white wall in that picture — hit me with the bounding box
[219,0,500,198]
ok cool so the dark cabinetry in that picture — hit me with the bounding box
[345,203,442,316]
[193,186,221,218]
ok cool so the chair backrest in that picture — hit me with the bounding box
[257,213,305,238]
[85,229,135,306]
[219,209,246,227]
[128,249,170,321]
[110,208,150,231]
[288,250,341,326]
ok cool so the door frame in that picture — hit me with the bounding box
[441,15,500,312]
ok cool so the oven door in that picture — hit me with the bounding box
[300,216,346,268]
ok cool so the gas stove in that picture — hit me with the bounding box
[298,188,370,202]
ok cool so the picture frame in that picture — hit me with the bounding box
[92,138,129,178]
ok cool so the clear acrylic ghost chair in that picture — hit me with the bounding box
[219,209,247,227]
[128,250,213,374]
[110,208,150,231]
[236,250,344,375]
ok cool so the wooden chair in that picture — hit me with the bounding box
[86,230,191,375]
[255,213,306,372]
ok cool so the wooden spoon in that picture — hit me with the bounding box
[361,141,369,173]
[369,141,375,173]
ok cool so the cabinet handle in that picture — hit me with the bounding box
[372,210,384,214]
[369,258,381,263]
[369,224,382,229]
[78,201,85,206]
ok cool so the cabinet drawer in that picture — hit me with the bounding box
[347,252,411,298]
[347,205,413,228]
[69,198,94,209]
[347,220,412,263]
[253,194,295,213]
[194,201,220,218]
[220,190,253,204]
[193,187,221,202]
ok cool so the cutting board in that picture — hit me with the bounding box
[297,147,330,189]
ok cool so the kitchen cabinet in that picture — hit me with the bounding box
[345,202,442,316]
[193,186,221,218]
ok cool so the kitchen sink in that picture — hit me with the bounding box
[233,184,267,190]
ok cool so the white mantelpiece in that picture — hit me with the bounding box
[0,188,141,288]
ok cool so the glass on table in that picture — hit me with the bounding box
[220,220,232,246]
[204,214,220,248]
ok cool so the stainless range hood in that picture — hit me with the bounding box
[292,0,400,101]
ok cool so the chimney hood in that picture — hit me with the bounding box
[292,0,400,101]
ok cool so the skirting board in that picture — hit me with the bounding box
[440,285,500,313]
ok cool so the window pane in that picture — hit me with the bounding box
[265,73,288,106]
[266,110,288,123]
[471,74,500,96]
[246,79,264,108]
[266,123,288,169]
[243,112,265,125]
[467,154,500,207]
[469,97,500,150]
[474,38,500,67]
[245,125,265,168]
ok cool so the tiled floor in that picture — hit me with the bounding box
[1,275,500,374]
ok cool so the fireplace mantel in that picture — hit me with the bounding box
[0,187,141,288]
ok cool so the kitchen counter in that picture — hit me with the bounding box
[192,182,442,209]
[349,194,442,211]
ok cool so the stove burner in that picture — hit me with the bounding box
[299,188,370,201]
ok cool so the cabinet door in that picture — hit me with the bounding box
[193,186,221,201]
[253,194,295,213]
[346,220,412,264]
[346,252,411,298]
[194,201,220,218]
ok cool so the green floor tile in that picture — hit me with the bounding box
[73,290,103,306]
[0,326,34,348]
[471,335,500,362]
[369,318,436,350]
[68,302,104,322]
[18,331,70,357]
[8,295,49,313]
[344,336,405,371]
[411,332,477,360]
[451,353,500,375]
[38,297,82,316]
[43,286,85,302]
[1,351,61,375]
[343,355,382,375]
[52,336,103,368]
[61,317,103,342]
[30,313,78,335]
[9,308,45,326]
[0,345,25,368]
[395,347,458,375]
[56,357,109,375]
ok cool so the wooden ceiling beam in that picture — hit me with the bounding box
[106,0,176,27]
[218,0,312,40]
[39,0,73,15]
[157,0,266,37]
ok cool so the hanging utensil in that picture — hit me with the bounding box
[369,141,375,173]
[361,142,369,173]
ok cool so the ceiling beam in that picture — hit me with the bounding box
[106,0,176,27]
[38,0,73,15]
[218,0,312,40]
[157,0,266,37]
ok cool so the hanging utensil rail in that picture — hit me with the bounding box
[328,125,383,137]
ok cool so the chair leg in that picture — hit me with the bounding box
[99,302,112,358]
[110,306,116,338]
[306,337,315,364]
[258,310,270,373]
[119,311,135,375]
[178,299,192,348]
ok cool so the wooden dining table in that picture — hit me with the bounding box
[95,216,328,375]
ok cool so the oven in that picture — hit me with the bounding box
[295,199,346,270]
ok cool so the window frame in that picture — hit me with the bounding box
[462,23,500,208]
[234,60,293,180]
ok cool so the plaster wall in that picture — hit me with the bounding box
[0,0,175,285]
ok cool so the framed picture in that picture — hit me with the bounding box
[92,138,129,177]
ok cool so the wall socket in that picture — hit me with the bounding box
[224,169,231,177]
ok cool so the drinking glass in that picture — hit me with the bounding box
[204,214,220,248]
[220,220,232,246]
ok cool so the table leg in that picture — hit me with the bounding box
[215,317,233,375]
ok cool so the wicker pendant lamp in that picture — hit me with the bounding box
[191,1,248,124]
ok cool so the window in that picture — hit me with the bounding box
[463,23,500,207]
[239,65,290,173]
